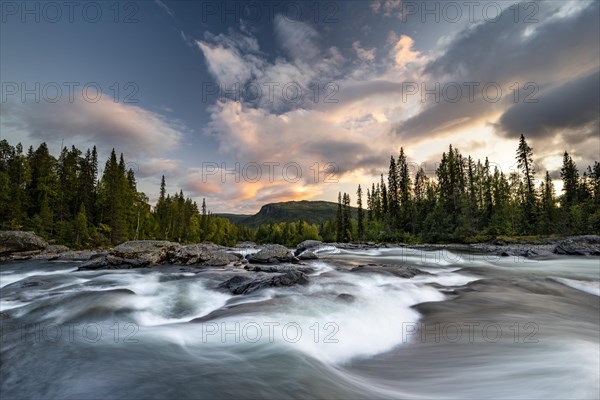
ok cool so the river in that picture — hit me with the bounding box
[1,247,598,399]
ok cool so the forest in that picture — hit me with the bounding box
[335,135,600,243]
[1,135,598,247]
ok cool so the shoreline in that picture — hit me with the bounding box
[1,231,599,264]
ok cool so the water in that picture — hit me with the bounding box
[1,248,598,399]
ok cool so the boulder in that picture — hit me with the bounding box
[297,250,318,260]
[336,293,355,303]
[348,264,430,278]
[173,244,240,266]
[0,231,48,256]
[248,244,295,263]
[111,240,180,264]
[295,240,323,255]
[553,236,600,256]
[244,264,315,274]
[79,255,149,270]
[218,270,309,295]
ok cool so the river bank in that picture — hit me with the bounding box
[1,231,599,265]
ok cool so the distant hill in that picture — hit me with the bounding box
[217,200,358,227]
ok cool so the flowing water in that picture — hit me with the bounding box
[1,247,598,399]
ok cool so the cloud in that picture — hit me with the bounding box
[392,0,599,142]
[353,41,376,62]
[1,98,185,158]
[154,0,174,18]
[192,2,599,212]
[392,35,421,68]
[495,69,600,140]
[370,0,403,17]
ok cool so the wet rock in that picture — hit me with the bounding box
[297,250,318,260]
[295,240,323,255]
[218,270,309,295]
[348,264,430,278]
[248,244,295,263]
[0,231,48,256]
[336,293,355,303]
[236,242,258,249]
[173,244,239,266]
[244,264,315,274]
[553,235,600,256]
[78,255,149,270]
[112,240,181,264]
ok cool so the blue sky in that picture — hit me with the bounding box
[1,0,599,213]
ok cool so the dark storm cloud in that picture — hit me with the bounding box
[495,69,600,140]
[393,1,600,141]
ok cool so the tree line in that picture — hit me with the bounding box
[335,135,600,243]
[2,135,598,248]
[0,140,254,247]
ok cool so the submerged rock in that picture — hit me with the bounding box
[79,255,149,270]
[295,240,323,255]
[244,264,315,274]
[218,270,309,295]
[348,264,430,278]
[248,244,295,263]
[336,293,356,303]
[297,250,318,260]
[0,231,48,256]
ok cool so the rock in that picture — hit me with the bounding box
[112,240,180,264]
[336,293,355,303]
[248,244,295,263]
[233,261,242,267]
[244,264,315,274]
[295,240,323,255]
[79,255,149,270]
[173,244,239,266]
[236,242,258,249]
[0,231,48,256]
[218,270,309,295]
[553,236,600,256]
[45,244,70,254]
[349,264,430,278]
[297,250,318,260]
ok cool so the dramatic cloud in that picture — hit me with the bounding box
[495,69,600,140]
[191,1,599,211]
[1,98,185,158]
[393,0,599,142]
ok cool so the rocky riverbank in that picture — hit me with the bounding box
[1,231,599,267]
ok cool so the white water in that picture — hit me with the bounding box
[1,247,599,399]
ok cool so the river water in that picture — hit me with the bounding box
[1,247,598,399]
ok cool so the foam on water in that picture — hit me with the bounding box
[552,277,600,296]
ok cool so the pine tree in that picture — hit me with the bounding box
[336,192,343,242]
[540,171,556,234]
[387,156,399,226]
[357,185,364,241]
[560,151,579,208]
[515,134,537,227]
[342,193,352,242]
[397,148,411,231]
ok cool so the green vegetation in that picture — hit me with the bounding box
[217,200,358,227]
[337,135,600,243]
[0,140,253,247]
[2,135,598,248]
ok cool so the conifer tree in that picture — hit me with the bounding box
[357,185,364,241]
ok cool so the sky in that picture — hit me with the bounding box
[1,0,599,214]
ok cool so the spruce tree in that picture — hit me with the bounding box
[357,185,364,241]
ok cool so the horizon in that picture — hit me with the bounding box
[2,0,598,214]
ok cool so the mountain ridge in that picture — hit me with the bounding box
[217,200,358,227]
